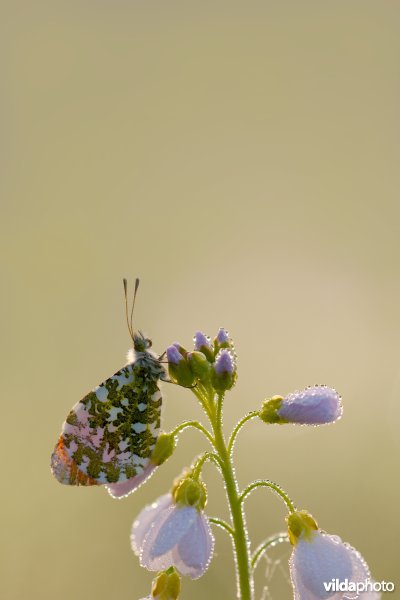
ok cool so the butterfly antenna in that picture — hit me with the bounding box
[130,278,140,337]
[123,278,134,342]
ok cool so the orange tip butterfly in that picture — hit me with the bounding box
[50,279,166,498]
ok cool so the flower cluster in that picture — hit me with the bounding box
[136,331,375,599]
[166,328,237,393]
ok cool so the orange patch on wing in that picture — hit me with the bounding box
[51,437,99,486]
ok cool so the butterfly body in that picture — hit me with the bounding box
[51,333,166,493]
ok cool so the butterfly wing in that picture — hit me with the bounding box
[51,360,162,486]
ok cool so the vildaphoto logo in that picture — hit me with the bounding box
[323,579,395,594]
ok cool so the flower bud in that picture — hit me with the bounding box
[170,468,191,499]
[260,386,342,425]
[166,345,195,388]
[166,345,183,365]
[151,568,181,600]
[213,327,232,352]
[172,342,188,358]
[187,351,211,382]
[193,331,214,362]
[287,511,318,546]
[211,349,237,393]
[173,476,207,510]
[151,433,176,466]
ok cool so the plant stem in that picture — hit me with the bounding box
[228,411,259,456]
[212,394,253,600]
[169,420,216,448]
[192,451,223,478]
[239,480,296,513]
[251,532,289,569]
[209,517,235,537]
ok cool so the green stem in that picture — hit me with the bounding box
[239,480,296,513]
[251,533,289,569]
[209,517,235,537]
[227,411,259,456]
[192,387,214,423]
[212,394,253,600]
[169,420,216,448]
[192,451,223,479]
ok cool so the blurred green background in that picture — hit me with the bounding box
[1,1,399,599]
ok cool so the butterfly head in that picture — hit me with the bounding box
[133,331,152,353]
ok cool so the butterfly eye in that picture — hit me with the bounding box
[146,338,152,348]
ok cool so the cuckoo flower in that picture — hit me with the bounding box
[131,477,214,579]
[288,511,370,600]
[260,385,342,425]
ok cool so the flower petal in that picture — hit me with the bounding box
[131,494,173,555]
[140,505,198,572]
[151,506,198,557]
[175,512,214,579]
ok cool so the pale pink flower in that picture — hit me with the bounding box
[290,530,370,599]
[131,493,214,579]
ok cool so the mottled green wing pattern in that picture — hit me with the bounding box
[51,358,163,485]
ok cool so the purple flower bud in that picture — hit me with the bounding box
[216,328,230,344]
[173,342,188,357]
[278,385,342,425]
[166,345,184,365]
[167,345,195,387]
[211,349,237,393]
[193,331,214,361]
[194,331,212,351]
[213,327,233,353]
[214,349,235,375]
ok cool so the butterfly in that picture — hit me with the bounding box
[51,279,166,499]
